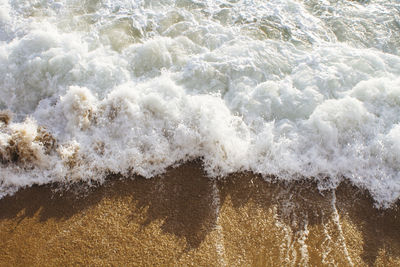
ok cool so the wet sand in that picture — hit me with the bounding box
[1,162,400,266]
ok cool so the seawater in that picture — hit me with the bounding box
[0,0,399,207]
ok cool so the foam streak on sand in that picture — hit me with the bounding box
[330,191,354,267]
[212,181,227,266]
[1,0,400,207]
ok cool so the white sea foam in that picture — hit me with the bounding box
[1,0,400,207]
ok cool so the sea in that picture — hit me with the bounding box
[0,0,399,207]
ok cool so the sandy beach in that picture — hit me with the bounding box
[2,0,400,266]
[1,162,400,266]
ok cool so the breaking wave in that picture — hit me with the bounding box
[1,0,400,207]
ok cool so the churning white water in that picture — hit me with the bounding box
[0,0,399,207]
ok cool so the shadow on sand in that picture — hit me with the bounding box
[1,162,400,265]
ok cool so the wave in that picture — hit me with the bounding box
[1,0,400,207]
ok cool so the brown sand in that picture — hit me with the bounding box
[1,162,400,266]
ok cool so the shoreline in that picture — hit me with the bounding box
[1,162,400,266]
